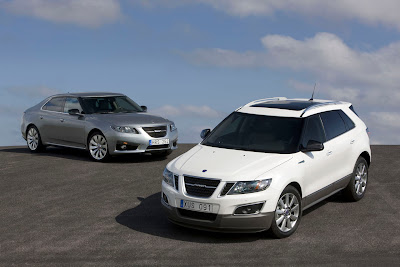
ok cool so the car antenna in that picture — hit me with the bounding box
[309,83,316,101]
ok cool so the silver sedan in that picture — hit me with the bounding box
[21,92,178,161]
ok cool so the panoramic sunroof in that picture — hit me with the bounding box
[251,100,324,111]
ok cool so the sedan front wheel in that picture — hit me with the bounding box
[88,132,110,162]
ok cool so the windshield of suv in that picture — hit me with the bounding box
[202,112,304,154]
[80,96,144,114]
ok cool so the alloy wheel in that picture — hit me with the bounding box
[89,134,108,160]
[275,193,300,232]
[354,162,367,195]
[27,127,39,151]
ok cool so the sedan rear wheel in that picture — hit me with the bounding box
[27,126,44,152]
[88,133,109,161]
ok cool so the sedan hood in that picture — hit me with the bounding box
[169,144,293,181]
[92,112,169,125]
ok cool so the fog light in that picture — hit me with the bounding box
[162,193,169,205]
[234,203,264,215]
[120,145,127,150]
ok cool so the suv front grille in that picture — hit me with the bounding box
[184,176,220,198]
[177,208,217,221]
[142,126,167,138]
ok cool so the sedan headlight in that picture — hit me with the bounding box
[111,125,139,134]
[163,168,174,187]
[170,123,177,132]
[228,179,272,195]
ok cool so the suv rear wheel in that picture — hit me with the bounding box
[343,157,368,201]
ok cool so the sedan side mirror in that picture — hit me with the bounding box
[68,109,81,116]
[141,106,147,112]
[200,129,211,139]
[301,140,324,152]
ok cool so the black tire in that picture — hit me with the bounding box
[87,132,110,162]
[26,125,45,152]
[151,149,173,157]
[343,157,368,202]
[269,185,302,239]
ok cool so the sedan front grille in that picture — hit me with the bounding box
[142,126,167,138]
[184,176,220,198]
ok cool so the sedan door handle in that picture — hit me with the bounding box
[60,118,64,122]
[326,151,333,156]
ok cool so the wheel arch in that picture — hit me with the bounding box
[287,182,302,198]
[26,123,37,135]
[360,151,371,167]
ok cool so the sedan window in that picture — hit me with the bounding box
[64,97,83,113]
[42,97,65,112]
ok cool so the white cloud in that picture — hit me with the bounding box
[184,32,400,108]
[151,105,225,119]
[135,0,400,30]
[1,0,122,27]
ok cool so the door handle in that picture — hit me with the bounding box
[326,151,333,156]
[60,118,64,122]
[350,140,355,144]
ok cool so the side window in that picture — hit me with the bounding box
[349,105,359,117]
[64,97,83,113]
[338,110,355,131]
[42,97,65,112]
[301,114,326,147]
[320,110,347,141]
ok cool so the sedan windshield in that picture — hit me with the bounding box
[80,96,144,114]
[202,112,304,154]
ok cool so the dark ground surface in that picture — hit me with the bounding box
[0,144,399,266]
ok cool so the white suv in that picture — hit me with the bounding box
[161,97,371,238]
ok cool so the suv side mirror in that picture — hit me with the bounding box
[200,129,211,139]
[68,109,81,116]
[141,106,147,112]
[301,140,324,152]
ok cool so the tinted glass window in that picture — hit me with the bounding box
[42,97,65,112]
[320,111,347,141]
[80,96,143,114]
[301,114,326,148]
[338,110,355,130]
[64,97,83,113]
[202,112,304,154]
[349,105,359,117]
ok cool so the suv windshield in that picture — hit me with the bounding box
[80,96,144,114]
[202,112,304,154]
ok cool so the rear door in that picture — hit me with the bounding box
[57,97,86,147]
[320,110,352,184]
[39,97,66,143]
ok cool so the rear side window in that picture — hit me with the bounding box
[301,114,326,147]
[42,97,65,112]
[320,110,347,141]
[338,110,355,131]
[349,105,359,117]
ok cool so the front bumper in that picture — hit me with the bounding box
[162,202,274,233]
[105,128,178,155]
[161,180,276,233]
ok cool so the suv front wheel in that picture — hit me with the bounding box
[270,185,302,238]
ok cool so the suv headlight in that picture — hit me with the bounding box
[228,179,272,195]
[163,168,174,187]
[111,126,139,134]
[170,123,177,132]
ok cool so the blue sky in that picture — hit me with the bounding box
[1,0,400,145]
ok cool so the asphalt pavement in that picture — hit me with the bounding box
[0,144,399,266]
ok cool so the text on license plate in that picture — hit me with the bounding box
[149,139,169,146]
[180,199,213,213]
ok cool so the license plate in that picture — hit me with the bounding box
[179,199,213,213]
[149,139,169,146]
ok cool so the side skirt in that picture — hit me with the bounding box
[302,174,352,210]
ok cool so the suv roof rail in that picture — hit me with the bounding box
[245,97,287,106]
[300,101,343,117]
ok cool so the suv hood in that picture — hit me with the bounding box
[91,112,169,125]
[169,144,293,181]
